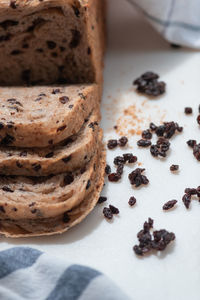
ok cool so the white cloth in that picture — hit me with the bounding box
[0,247,130,300]
[127,0,200,49]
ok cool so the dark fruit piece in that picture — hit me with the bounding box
[163,200,177,210]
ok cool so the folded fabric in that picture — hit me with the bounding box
[0,247,130,300]
[127,0,200,49]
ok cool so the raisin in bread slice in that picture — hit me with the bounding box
[0,84,98,147]
[0,149,106,237]
[0,0,105,86]
[0,134,103,221]
[0,109,100,176]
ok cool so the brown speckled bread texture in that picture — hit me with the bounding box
[0,0,105,86]
[0,145,106,237]
[0,109,100,176]
[0,84,98,147]
[0,0,106,238]
[0,135,103,221]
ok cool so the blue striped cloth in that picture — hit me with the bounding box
[127,0,200,48]
[0,247,130,300]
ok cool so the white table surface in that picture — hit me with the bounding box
[1,1,200,299]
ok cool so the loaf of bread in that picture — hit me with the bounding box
[0,0,105,86]
[0,0,106,238]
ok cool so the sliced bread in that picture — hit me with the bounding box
[0,137,102,220]
[0,149,106,237]
[0,0,105,85]
[0,84,98,147]
[0,109,100,176]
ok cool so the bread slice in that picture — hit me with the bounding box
[0,84,98,147]
[0,109,100,176]
[0,0,105,86]
[0,149,105,237]
[0,134,103,221]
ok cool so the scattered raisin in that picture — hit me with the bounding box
[163,200,177,210]
[103,207,113,220]
[128,196,136,206]
[184,107,192,114]
[105,164,111,174]
[185,188,197,195]
[150,145,159,157]
[133,72,166,97]
[182,193,191,209]
[133,218,175,256]
[142,129,152,139]
[155,125,166,137]
[107,139,118,149]
[150,137,171,158]
[118,136,128,147]
[149,122,157,131]
[197,115,200,125]
[109,205,119,214]
[128,168,149,187]
[170,164,179,172]
[164,121,180,138]
[116,164,124,176]
[137,139,151,147]
[98,196,107,204]
[123,153,137,163]
[113,156,125,166]
[108,173,121,182]
[193,143,200,161]
[187,139,196,148]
